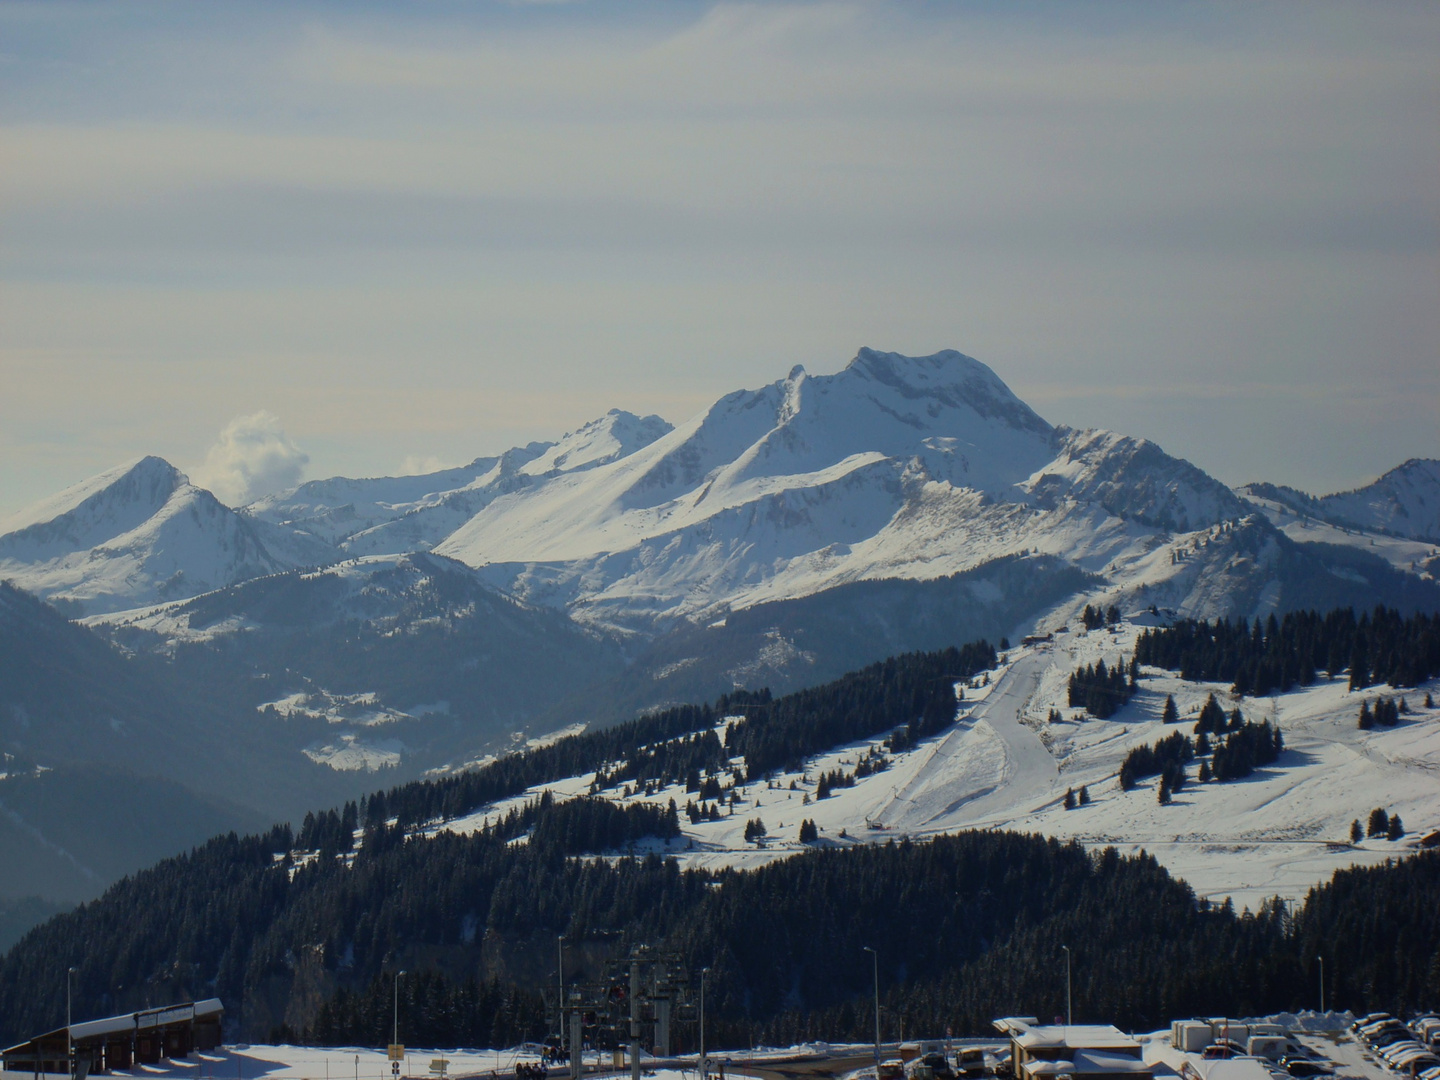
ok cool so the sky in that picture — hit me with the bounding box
[1,0,1437,512]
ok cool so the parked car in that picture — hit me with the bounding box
[1379,1044,1424,1064]
[1356,1015,1394,1033]
[1281,1058,1333,1077]
[955,1049,987,1079]
[1372,1031,1415,1050]
[1390,1052,1440,1076]
[1204,1042,1248,1060]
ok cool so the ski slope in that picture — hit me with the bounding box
[433,613,1440,911]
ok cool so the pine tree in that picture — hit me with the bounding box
[1387,814,1404,841]
[1350,819,1363,844]
[1078,785,1089,806]
[1162,695,1179,723]
[1368,808,1389,838]
[1358,701,1374,730]
[1158,777,1172,805]
[1063,788,1076,810]
[1427,692,1435,709]
[1198,761,1211,782]
[1195,693,1226,735]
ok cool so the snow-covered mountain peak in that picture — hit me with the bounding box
[518,409,673,478]
[0,455,187,561]
[1023,426,1250,532]
[1318,458,1440,542]
[1238,458,1440,543]
[845,347,1052,437]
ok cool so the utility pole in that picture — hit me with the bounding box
[1317,956,1325,1014]
[393,971,406,1051]
[629,960,641,1080]
[862,947,880,1069]
[1061,947,1072,1029]
[68,967,77,1080]
[558,936,566,1063]
[699,968,711,1080]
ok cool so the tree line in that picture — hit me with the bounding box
[1134,607,1440,696]
[366,642,996,834]
[6,799,1440,1050]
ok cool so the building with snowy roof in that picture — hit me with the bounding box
[2,999,222,1078]
[993,1018,1153,1080]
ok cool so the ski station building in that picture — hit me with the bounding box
[1,1000,223,1078]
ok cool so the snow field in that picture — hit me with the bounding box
[429,620,1440,911]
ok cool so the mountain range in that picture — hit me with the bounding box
[1,347,1437,908]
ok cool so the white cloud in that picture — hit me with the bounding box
[192,411,308,506]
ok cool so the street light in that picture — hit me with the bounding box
[68,967,78,1080]
[862,947,880,1070]
[1060,947,1072,1028]
[393,971,407,1050]
[1317,956,1325,1014]
[558,936,566,1061]
[700,968,711,1080]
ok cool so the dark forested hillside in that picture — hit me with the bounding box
[5,796,1440,1048]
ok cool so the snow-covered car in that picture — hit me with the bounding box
[1385,1047,1430,1065]
[1417,1066,1440,1080]
[1356,1015,1394,1033]
[1364,1022,1409,1040]
[1372,1030,1416,1050]
[1379,1042,1424,1063]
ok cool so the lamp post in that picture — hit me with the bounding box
[862,947,880,1069]
[393,971,406,1051]
[68,966,77,1080]
[1317,956,1325,1014]
[558,936,566,1059]
[1060,947,1072,1028]
[700,968,711,1080]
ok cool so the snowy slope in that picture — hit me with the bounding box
[0,458,335,615]
[434,612,1440,912]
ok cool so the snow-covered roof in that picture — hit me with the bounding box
[2,999,223,1053]
[1074,1050,1153,1073]
[1015,1026,1141,1052]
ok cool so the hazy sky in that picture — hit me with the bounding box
[2,0,1437,512]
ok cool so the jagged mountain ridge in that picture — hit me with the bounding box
[5,347,1436,636]
[1240,458,1440,543]
[248,409,674,558]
